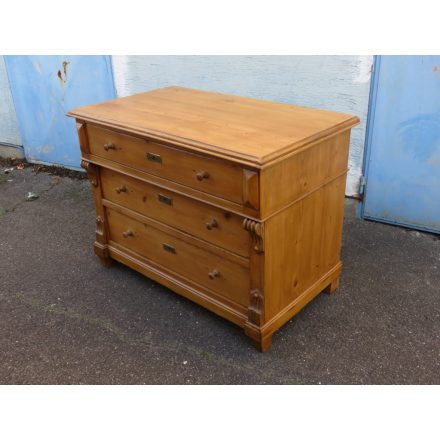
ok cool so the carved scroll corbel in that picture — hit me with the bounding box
[81,159,98,187]
[242,218,264,253]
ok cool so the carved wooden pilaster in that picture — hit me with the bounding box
[94,215,110,259]
[243,216,270,350]
[248,288,264,327]
[80,159,111,265]
[242,218,264,253]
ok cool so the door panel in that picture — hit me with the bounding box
[362,56,440,233]
[4,56,115,169]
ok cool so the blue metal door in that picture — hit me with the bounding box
[361,56,440,233]
[4,56,116,169]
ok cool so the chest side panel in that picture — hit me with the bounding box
[259,130,351,219]
[263,173,347,323]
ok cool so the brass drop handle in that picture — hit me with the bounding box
[116,185,127,194]
[206,219,218,230]
[208,269,220,279]
[196,170,209,181]
[104,142,116,151]
[122,230,134,238]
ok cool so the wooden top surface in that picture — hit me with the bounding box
[69,86,359,167]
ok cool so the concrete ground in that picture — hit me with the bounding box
[1,165,439,384]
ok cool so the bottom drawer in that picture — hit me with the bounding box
[106,208,250,307]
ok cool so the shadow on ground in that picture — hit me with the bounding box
[1,167,439,384]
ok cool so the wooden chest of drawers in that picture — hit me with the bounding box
[69,86,359,351]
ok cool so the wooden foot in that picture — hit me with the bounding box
[94,243,113,267]
[324,276,339,294]
[98,255,113,267]
[247,333,273,352]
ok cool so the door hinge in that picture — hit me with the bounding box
[359,175,367,199]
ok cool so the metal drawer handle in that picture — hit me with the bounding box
[208,269,220,279]
[206,219,218,230]
[162,243,176,254]
[196,170,209,181]
[158,194,173,205]
[122,230,134,238]
[116,185,127,194]
[104,142,116,151]
[147,152,162,163]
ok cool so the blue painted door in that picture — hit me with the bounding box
[4,56,115,169]
[361,56,440,233]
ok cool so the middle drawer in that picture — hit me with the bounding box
[100,168,250,257]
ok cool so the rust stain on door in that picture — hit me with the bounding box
[57,60,70,84]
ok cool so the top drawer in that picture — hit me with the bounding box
[86,125,259,207]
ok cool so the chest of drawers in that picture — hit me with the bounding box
[69,86,359,351]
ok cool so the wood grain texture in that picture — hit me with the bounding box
[102,200,249,268]
[108,244,248,326]
[100,168,250,257]
[83,153,260,220]
[86,124,247,204]
[69,86,359,167]
[263,174,347,322]
[70,86,358,352]
[106,207,250,307]
[260,130,351,218]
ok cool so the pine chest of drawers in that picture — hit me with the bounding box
[68,86,359,351]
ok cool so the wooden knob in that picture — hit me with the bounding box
[116,185,127,194]
[196,170,209,181]
[104,142,116,151]
[206,219,218,230]
[122,230,134,238]
[208,269,220,279]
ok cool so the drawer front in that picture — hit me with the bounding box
[87,125,247,204]
[106,208,250,306]
[100,168,250,257]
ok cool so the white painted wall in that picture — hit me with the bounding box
[112,55,372,196]
[0,56,22,146]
